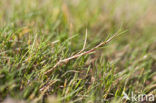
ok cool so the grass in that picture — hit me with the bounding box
[0,0,156,103]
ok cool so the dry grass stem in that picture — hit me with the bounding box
[44,31,123,75]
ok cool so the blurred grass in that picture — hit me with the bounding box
[0,0,156,103]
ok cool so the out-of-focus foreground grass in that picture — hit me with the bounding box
[0,0,156,103]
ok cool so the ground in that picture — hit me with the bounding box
[0,0,156,103]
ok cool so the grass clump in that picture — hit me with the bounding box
[0,0,156,103]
